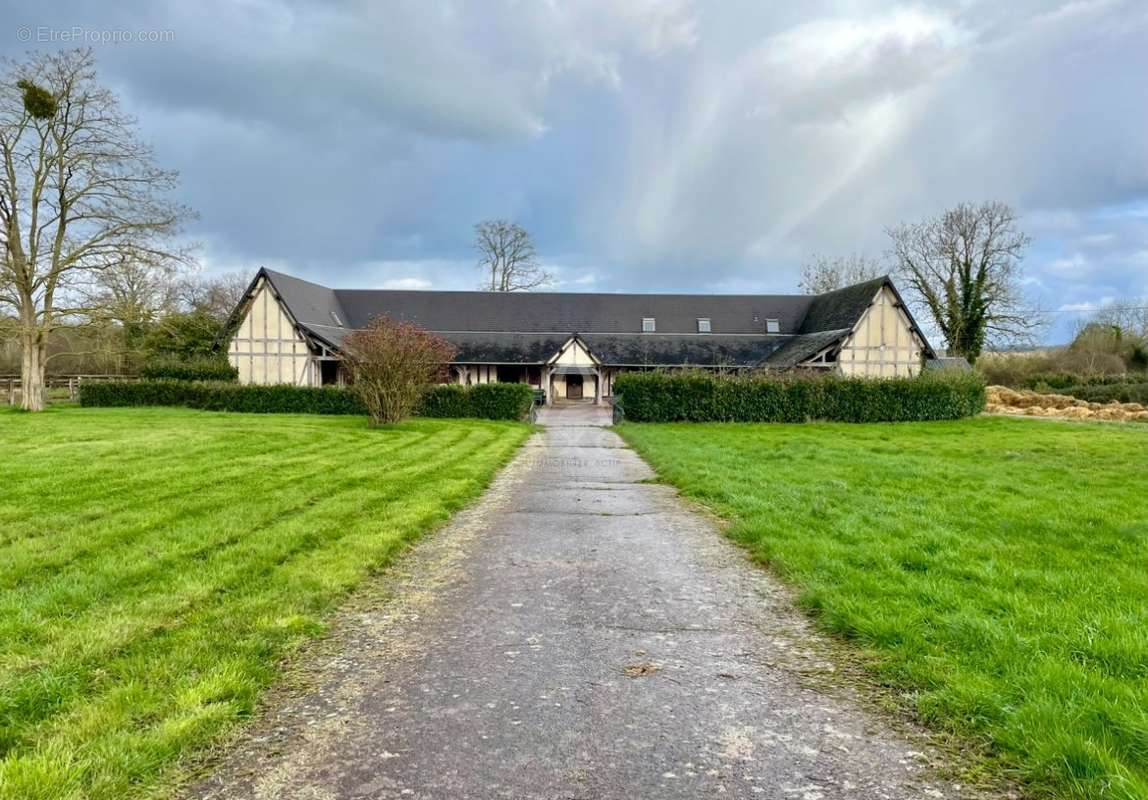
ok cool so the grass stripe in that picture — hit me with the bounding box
[0,407,530,800]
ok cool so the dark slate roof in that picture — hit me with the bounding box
[924,356,972,371]
[798,277,886,333]
[283,269,814,335]
[579,334,785,366]
[439,332,570,363]
[264,270,349,332]
[249,268,931,368]
[761,329,852,368]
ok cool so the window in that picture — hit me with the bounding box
[697,318,711,333]
[642,317,656,332]
[765,318,780,333]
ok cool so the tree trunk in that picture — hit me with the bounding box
[20,330,46,412]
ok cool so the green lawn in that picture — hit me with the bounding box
[0,406,530,800]
[619,417,1148,800]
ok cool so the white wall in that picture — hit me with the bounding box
[229,278,316,386]
[550,338,598,400]
[554,339,595,366]
[835,285,925,377]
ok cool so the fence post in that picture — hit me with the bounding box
[7,379,13,406]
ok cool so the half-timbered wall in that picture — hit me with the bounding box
[456,365,494,385]
[550,338,598,400]
[835,285,925,377]
[229,278,316,386]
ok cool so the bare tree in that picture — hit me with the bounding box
[887,201,1035,363]
[87,259,182,329]
[798,253,885,294]
[0,49,192,410]
[174,271,249,320]
[473,220,553,291]
[1089,300,1148,342]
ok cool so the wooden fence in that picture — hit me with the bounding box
[1,374,137,405]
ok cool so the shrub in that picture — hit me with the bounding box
[139,357,238,382]
[1020,372,1133,391]
[80,380,536,420]
[80,381,364,414]
[419,384,474,418]
[1055,382,1148,405]
[419,382,534,421]
[342,317,457,425]
[976,351,1132,387]
[613,370,985,423]
[470,383,536,420]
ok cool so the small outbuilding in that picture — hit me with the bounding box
[225,269,937,404]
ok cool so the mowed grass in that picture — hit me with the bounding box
[0,406,530,800]
[619,417,1148,800]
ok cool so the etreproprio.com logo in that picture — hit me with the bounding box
[17,26,175,44]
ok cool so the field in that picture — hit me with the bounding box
[619,417,1148,800]
[0,407,530,800]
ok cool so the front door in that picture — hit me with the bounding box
[566,374,583,399]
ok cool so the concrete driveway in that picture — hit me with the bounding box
[191,406,965,799]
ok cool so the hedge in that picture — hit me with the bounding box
[139,358,239,382]
[419,382,535,421]
[80,381,363,415]
[613,370,986,423]
[80,380,536,421]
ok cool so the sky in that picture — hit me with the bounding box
[4,0,1147,343]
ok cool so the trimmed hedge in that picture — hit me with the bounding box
[420,382,535,421]
[80,381,363,414]
[80,380,536,421]
[613,370,986,423]
[139,358,239,382]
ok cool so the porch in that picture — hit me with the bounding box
[547,364,603,404]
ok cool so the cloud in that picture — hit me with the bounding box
[1,0,1145,344]
[379,277,433,291]
[748,8,967,124]
[1057,301,1108,313]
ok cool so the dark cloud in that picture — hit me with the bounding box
[2,0,1145,342]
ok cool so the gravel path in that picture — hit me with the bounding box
[190,404,968,799]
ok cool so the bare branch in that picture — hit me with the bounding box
[887,201,1036,363]
[473,219,553,292]
[798,253,885,294]
[0,48,194,409]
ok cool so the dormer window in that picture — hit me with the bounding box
[765,318,780,333]
[642,317,656,332]
[697,318,711,333]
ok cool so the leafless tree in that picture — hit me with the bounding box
[87,259,183,328]
[798,253,885,294]
[473,220,553,291]
[174,271,249,320]
[887,201,1036,363]
[0,49,192,410]
[1088,300,1148,341]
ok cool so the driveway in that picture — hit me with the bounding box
[191,406,964,799]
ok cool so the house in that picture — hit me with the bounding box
[225,268,936,403]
